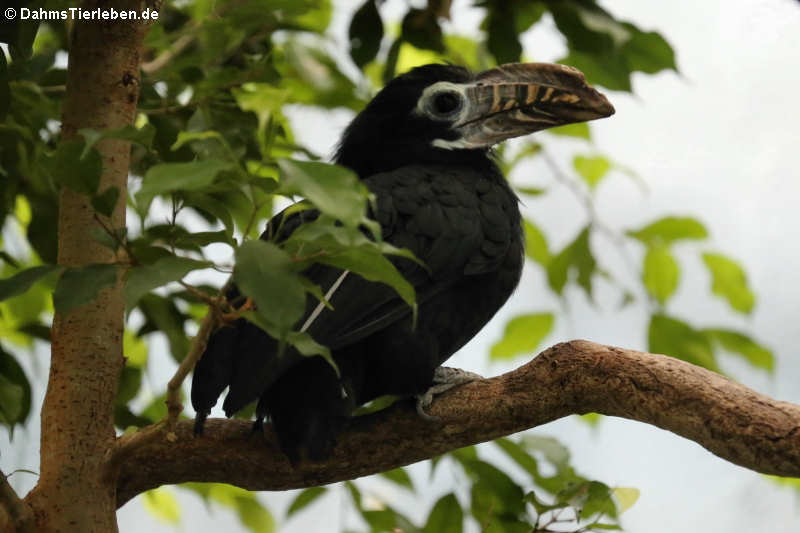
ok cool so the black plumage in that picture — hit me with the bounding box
[191,63,614,461]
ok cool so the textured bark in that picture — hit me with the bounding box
[114,340,800,507]
[21,3,151,532]
[0,468,34,533]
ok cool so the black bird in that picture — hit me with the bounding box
[191,62,614,461]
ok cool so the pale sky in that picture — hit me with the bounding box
[4,1,800,532]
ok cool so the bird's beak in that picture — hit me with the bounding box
[455,62,615,147]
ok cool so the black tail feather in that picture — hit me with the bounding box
[190,322,240,431]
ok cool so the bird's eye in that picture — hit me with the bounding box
[432,91,463,115]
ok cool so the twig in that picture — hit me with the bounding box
[165,303,222,431]
[178,280,218,306]
[0,468,34,533]
[93,213,137,266]
[161,196,267,429]
[40,85,67,94]
[141,34,196,74]
[540,149,643,297]
[163,272,236,429]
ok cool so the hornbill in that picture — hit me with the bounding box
[191,62,614,461]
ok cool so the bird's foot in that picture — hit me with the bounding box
[415,366,483,421]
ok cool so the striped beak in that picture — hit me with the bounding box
[455,62,614,147]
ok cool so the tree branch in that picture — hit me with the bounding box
[115,340,800,507]
[0,469,34,533]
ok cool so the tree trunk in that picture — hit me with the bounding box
[22,3,151,531]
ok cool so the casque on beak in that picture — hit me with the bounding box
[456,62,615,147]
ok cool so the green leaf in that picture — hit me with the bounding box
[401,8,445,52]
[516,187,546,197]
[235,497,275,533]
[53,264,119,314]
[573,155,611,189]
[423,494,462,533]
[523,219,550,266]
[141,393,168,422]
[642,245,679,305]
[490,313,554,360]
[205,482,275,532]
[494,438,542,482]
[521,435,572,470]
[281,41,364,110]
[547,122,591,140]
[382,38,403,83]
[580,412,602,426]
[703,329,774,372]
[183,192,235,235]
[577,481,617,520]
[283,330,334,371]
[0,374,24,424]
[349,0,383,68]
[137,294,190,363]
[463,460,525,523]
[79,124,156,156]
[136,159,234,213]
[42,141,103,195]
[170,130,229,152]
[293,0,332,32]
[91,186,120,217]
[0,265,61,302]
[232,85,289,133]
[523,491,569,516]
[318,249,416,309]
[486,6,522,63]
[0,51,9,120]
[546,226,596,297]
[621,25,677,74]
[361,509,398,532]
[0,347,31,427]
[380,467,414,491]
[174,230,235,249]
[559,50,631,92]
[116,366,142,405]
[278,159,370,229]
[345,481,363,511]
[648,313,717,370]
[627,216,708,246]
[124,256,211,310]
[702,252,755,314]
[143,487,181,524]
[124,329,148,368]
[234,241,307,331]
[612,487,640,514]
[287,487,327,518]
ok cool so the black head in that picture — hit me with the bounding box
[335,63,614,178]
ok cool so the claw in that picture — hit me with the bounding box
[414,366,483,421]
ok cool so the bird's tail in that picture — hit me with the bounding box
[191,317,308,433]
[190,321,241,434]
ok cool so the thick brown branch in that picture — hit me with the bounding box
[115,340,800,507]
[0,469,34,533]
[24,2,154,531]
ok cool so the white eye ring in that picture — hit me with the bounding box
[417,82,468,121]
